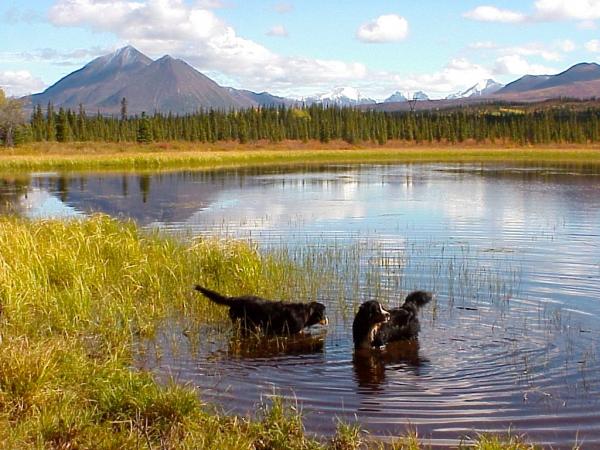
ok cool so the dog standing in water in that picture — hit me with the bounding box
[352,291,432,349]
[194,285,328,335]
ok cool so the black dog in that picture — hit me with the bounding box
[352,291,432,349]
[194,285,327,335]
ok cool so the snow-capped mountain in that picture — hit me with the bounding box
[384,91,408,103]
[412,91,430,101]
[446,79,504,99]
[303,87,376,106]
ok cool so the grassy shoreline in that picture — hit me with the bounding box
[1,141,600,172]
[0,216,540,449]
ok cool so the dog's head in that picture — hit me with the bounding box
[352,300,391,349]
[305,302,328,327]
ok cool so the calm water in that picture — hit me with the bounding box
[3,163,600,447]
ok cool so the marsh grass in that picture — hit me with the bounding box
[0,215,335,448]
[2,142,600,172]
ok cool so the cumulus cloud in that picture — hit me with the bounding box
[556,39,576,52]
[533,0,600,21]
[0,70,46,96]
[356,14,409,43]
[48,0,367,94]
[469,40,576,63]
[374,58,494,99]
[273,2,294,14]
[493,55,556,76]
[585,39,600,52]
[468,41,498,49]
[195,0,227,8]
[465,1,600,24]
[463,6,526,23]
[266,25,288,37]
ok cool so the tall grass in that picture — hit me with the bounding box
[0,215,332,448]
[2,142,600,172]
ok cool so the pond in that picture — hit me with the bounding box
[2,163,600,447]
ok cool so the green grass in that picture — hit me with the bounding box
[1,141,600,172]
[0,215,546,448]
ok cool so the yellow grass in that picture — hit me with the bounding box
[1,141,600,172]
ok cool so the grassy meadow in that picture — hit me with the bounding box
[0,141,600,172]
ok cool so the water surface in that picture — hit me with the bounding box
[3,163,600,447]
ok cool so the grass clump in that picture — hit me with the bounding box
[0,215,321,448]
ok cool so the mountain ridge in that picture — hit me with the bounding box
[27,47,287,114]
[23,47,600,113]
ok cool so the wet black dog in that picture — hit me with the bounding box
[194,285,327,335]
[352,291,432,349]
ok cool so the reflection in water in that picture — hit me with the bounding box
[217,331,326,359]
[4,163,600,446]
[353,340,425,390]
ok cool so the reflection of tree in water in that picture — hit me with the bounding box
[139,174,151,203]
[0,176,31,214]
[121,176,128,197]
[352,340,426,391]
[56,176,69,203]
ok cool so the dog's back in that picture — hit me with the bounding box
[194,285,326,335]
[374,291,432,345]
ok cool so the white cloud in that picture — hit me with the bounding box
[376,58,494,99]
[48,0,367,94]
[266,25,288,37]
[533,0,600,20]
[469,41,498,49]
[493,55,556,76]
[0,70,46,96]
[195,0,227,8]
[585,39,600,52]
[556,39,576,52]
[469,40,575,63]
[463,6,526,23]
[465,1,600,24]
[501,43,561,61]
[356,14,409,43]
[273,2,294,14]
[578,20,597,29]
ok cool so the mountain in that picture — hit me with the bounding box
[304,87,376,106]
[495,63,600,100]
[29,46,152,109]
[412,91,430,101]
[27,46,288,114]
[225,88,291,107]
[446,79,503,99]
[384,91,408,103]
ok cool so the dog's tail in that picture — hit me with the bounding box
[194,285,234,306]
[402,290,433,310]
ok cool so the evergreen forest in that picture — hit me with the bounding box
[7,101,600,146]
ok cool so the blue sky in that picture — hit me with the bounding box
[1,0,600,99]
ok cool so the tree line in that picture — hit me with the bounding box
[4,95,600,147]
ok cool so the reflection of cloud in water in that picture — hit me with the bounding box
[19,188,82,219]
[185,182,369,234]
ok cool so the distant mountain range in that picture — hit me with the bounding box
[446,79,504,100]
[23,46,600,114]
[492,62,600,101]
[301,87,376,107]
